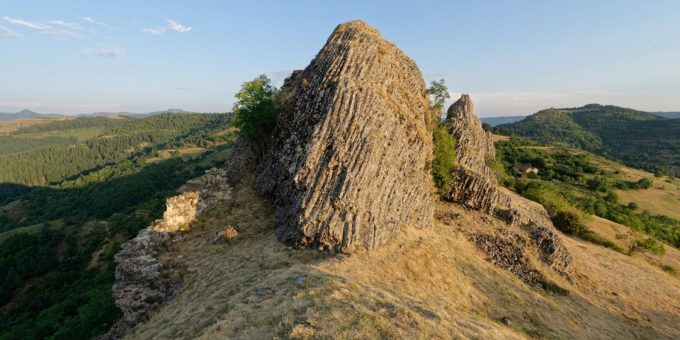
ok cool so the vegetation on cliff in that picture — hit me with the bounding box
[428,80,457,196]
[432,123,457,196]
[231,74,279,140]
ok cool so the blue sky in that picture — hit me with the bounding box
[1,0,679,116]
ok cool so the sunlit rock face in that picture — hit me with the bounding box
[103,168,231,339]
[254,20,436,252]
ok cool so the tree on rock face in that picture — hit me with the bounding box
[428,79,450,124]
[232,74,278,140]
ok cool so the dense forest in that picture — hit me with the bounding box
[495,104,680,176]
[0,114,235,339]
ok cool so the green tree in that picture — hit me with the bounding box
[232,74,279,140]
[428,79,450,123]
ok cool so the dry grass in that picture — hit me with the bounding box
[616,177,680,220]
[127,179,680,340]
[145,147,207,164]
[491,134,509,142]
[589,215,680,274]
[0,117,75,134]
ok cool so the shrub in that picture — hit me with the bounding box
[232,74,279,140]
[633,238,666,256]
[661,264,677,275]
[580,231,624,253]
[552,210,588,235]
[432,123,457,196]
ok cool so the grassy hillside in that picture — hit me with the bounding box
[0,114,235,339]
[496,104,680,176]
[493,136,680,250]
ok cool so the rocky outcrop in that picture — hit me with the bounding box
[104,228,185,339]
[224,136,266,185]
[446,94,496,178]
[254,20,435,252]
[102,168,231,339]
[444,94,572,277]
[467,231,564,292]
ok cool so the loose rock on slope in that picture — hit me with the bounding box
[254,20,436,252]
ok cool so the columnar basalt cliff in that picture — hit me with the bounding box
[254,20,435,252]
[444,95,572,276]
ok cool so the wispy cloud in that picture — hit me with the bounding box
[143,19,192,36]
[3,16,50,30]
[167,19,191,33]
[0,24,20,37]
[3,16,79,39]
[143,26,166,36]
[81,48,126,58]
[81,16,106,26]
[49,20,81,30]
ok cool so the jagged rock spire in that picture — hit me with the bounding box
[254,20,435,252]
[446,94,496,177]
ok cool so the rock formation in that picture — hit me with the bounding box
[102,168,231,339]
[444,94,572,277]
[254,20,435,252]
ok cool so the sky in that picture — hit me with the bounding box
[1,0,679,117]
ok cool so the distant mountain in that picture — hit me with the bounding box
[496,104,680,175]
[654,112,680,119]
[0,109,43,121]
[480,115,527,126]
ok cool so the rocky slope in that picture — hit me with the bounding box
[253,20,435,252]
[117,180,680,339]
[102,168,231,339]
[444,94,572,279]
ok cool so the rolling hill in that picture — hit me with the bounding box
[496,104,680,176]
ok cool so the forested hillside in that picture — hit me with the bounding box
[0,113,230,187]
[496,104,680,176]
[0,113,235,339]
